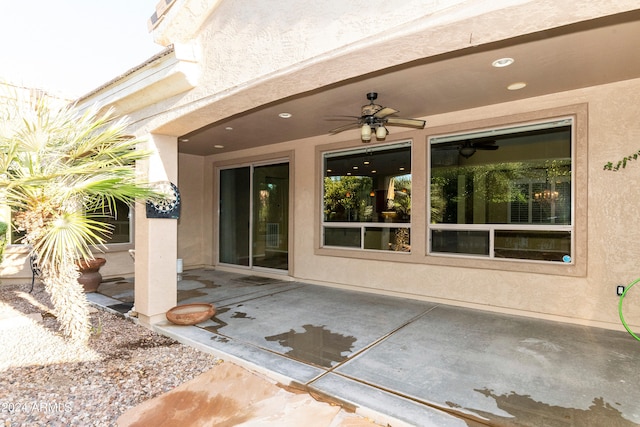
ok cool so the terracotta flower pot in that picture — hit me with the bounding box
[77,258,106,293]
[166,303,216,325]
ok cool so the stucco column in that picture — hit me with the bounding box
[135,133,178,326]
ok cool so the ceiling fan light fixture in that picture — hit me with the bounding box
[330,92,426,142]
[361,124,372,141]
[459,146,476,158]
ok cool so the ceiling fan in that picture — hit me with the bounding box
[433,139,499,158]
[329,92,426,142]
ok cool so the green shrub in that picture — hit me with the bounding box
[0,221,7,264]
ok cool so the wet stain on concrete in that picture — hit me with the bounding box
[264,324,356,368]
[211,336,230,343]
[176,275,221,303]
[107,302,134,314]
[231,311,255,320]
[201,307,230,334]
[181,274,219,289]
[99,281,134,302]
[101,277,127,283]
[176,288,208,302]
[232,275,284,285]
[462,388,639,427]
[126,390,251,427]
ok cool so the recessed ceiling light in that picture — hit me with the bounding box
[214,144,225,149]
[507,82,527,90]
[363,161,370,165]
[225,127,233,131]
[179,138,189,142]
[278,112,292,119]
[492,57,514,68]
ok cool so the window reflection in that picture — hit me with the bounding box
[323,141,411,251]
[429,119,573,263]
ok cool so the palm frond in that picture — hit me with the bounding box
[0,84,157,342]
[33,210,112,266]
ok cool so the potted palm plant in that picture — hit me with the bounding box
[0,86,155,343]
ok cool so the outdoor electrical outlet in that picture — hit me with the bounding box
[616,285,626,296]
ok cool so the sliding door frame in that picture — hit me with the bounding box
[215,154,292,275]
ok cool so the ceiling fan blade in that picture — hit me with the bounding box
[329,122,361,134]
[432,145,460,151]
[471,139,498,149]
[325,115,362,121]
[374,107,398,119]
[386,117,426,128]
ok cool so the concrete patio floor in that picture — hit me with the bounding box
[88,269,640,426]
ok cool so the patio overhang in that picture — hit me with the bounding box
[157,6,640,156]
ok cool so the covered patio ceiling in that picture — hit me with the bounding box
[177,11,640,156]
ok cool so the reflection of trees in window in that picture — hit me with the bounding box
[429,120,573,262]
[257,182,283,227]
[324,176,373,222]
[323,141,412,251]
[390,176,411,219]
[431,160,571,225]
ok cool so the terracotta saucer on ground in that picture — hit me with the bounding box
[166,303,216,325]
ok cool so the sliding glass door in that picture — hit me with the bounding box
[219,162,289,271]
[219,167,251,266]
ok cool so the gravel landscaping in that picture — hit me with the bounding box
[0,283,219,426]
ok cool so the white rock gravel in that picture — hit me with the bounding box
[0,284,219,427]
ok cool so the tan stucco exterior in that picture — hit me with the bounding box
[198,79,640,330]
[4,0,639,332]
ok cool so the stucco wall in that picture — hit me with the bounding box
[133,1,640,139]
[47,0,639,330]
[200,77,640,331]
[177,153,206,268]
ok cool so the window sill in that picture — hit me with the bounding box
[315,246,585,277]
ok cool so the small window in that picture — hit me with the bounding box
[322,141,411,252]
[88,199,132,244]
[429,118,573,263]
[4,202,132,245]
[94,200,132,244]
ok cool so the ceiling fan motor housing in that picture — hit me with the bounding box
[328,91,426,139]
[362,92,383,117]
[362,104,384,117]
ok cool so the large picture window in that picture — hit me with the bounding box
[429,118,573,263]
[322,141,411,252]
